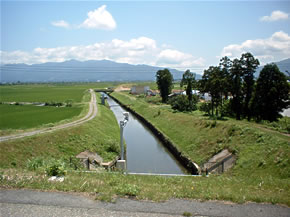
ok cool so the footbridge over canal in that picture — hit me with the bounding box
[95,89,114,93]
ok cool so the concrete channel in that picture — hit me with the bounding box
[106,94,200,175]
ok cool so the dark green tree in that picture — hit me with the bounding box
[252,64,289,122]
[229,58,244,120]
[240,52,260,120]
[180,70,196,110]
[219,56,232,99]
[200,66,225,116]
[156,68,174,103]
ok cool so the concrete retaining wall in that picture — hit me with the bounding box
[109,94,200,175]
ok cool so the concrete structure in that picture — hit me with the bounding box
[116,160,126,171]
[76,150,103,170]
[203,149,236,174]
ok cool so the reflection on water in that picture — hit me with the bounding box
[107,96,187,174]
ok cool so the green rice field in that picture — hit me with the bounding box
[0,84,88,103]
[0,104,82,129]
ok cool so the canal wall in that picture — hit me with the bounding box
[109,94,200,175]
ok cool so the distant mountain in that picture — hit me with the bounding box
[255,58,290,78]
[0,59,202,83]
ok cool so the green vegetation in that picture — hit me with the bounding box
[0,92,120,167]
[156,68,174,103]
[0,104,82,129]
[1,82,289,206]
[180,69,197,111]
[199,53,289,121]
[111,91,289,204]
[0,84,86,103]
[1,169,289,205]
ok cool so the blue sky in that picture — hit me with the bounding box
[1,0,290,74]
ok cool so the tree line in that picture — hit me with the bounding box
[156,52,289,122]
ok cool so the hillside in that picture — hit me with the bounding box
[0,59,202,83]
[255,58,290,78]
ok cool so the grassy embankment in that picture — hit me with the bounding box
[1,84,289,205]
[0,85,121,165]
[108,91,290,203]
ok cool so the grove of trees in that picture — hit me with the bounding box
[156,52,289,122]
[199,52,289,122]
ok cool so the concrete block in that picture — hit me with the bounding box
[116,160,126,171]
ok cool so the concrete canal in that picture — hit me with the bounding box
[106,96,187,174]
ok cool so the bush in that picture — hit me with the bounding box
[169,95,197,112]
[199,102,211,115]
[45,160,67,176]
[106,141,120,154]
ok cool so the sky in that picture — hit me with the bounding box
[1,0,290,74]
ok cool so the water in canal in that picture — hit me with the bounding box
[107,96,187,174]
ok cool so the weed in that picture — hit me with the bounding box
[183,212,192,217]
[45,160,67,176]
[26,157,44,170]
[116,184,140,197]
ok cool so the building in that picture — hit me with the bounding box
[130,85,150,95]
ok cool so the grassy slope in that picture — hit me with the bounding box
[0,93,120,167]
[110,92,290,203]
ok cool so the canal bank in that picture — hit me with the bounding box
[108,94,200,175]
[107,95,187,175]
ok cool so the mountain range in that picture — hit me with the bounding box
[255,58,290,77]
[0,60,197,83]
[0,58,289,83]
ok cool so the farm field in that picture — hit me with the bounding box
[0,84,90,103]
[0,92,121,167]
[0,104,82,130]
[0,83,118,131]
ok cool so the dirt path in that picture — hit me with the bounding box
[0,89,98,142]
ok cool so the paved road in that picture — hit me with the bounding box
[1,189,289,217]
[0,89,98,143]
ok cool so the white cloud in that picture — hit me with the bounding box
[157,49,205,69]
[51,20,70,29]
[260,10,289,22]
[80,5,116,30]
[221,31,290,64]
[1,37,204,72]
[50,5,116,31]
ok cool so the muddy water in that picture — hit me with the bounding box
[107,96,187,174]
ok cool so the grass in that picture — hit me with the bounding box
[1,82,289,206]
[1,169,289,205]
[109,91,290,204]
[0,104,82,129]
[0,92,121,167]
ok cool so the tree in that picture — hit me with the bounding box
[252,63,289,122]
[240,52,260,120]
[219,56,232,100]
[200,66,225,116]
[229,58,243,120]
[156,69,173,103]
[180,70,196,110]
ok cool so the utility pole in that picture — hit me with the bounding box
[116,112,129,170]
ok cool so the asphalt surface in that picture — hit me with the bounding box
[0,89,97,142]
[1,189,289,217]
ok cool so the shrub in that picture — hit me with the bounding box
[45,160,67,176]
[199,102,211,115]
[169,95,197,112]
[106,141,120,154]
